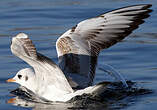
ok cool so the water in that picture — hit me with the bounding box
[0,0,157,110]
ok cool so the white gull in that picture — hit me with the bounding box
[7,4,152,102]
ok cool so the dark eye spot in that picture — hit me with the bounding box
[25,76,28,81]
[18,75,22,79]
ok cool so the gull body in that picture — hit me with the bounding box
[9,68,105,102]
[7,4,152,102]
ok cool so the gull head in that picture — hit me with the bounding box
[7,68,36,92]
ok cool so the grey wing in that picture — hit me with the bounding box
[11,33,73,93]
[56,4,152,89]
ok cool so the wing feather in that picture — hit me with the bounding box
[56,4,152,88]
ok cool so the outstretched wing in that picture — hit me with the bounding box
[11,33,73,93]
[56,4,152,88]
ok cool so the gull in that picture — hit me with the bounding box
[7,4,152,102]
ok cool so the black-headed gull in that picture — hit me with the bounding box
[7,4,152,102]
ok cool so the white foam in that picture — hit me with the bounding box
[16,33,28,38]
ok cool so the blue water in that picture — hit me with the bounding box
[0,0,157,110]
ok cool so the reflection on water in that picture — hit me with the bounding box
[0,0,157,110]
[7,97,73,110]
[7,96,124,110]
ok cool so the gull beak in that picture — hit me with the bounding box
[7,98,16,104]
[6,78,16,83]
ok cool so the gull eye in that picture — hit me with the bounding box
[18,75,22,79]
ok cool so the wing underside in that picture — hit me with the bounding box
[56,4,152,88]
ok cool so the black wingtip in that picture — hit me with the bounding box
[121,4,153,10]
[141,4,152,10]
[145,4,152,8]
[126,4,152,8]
[103,4,153,15]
